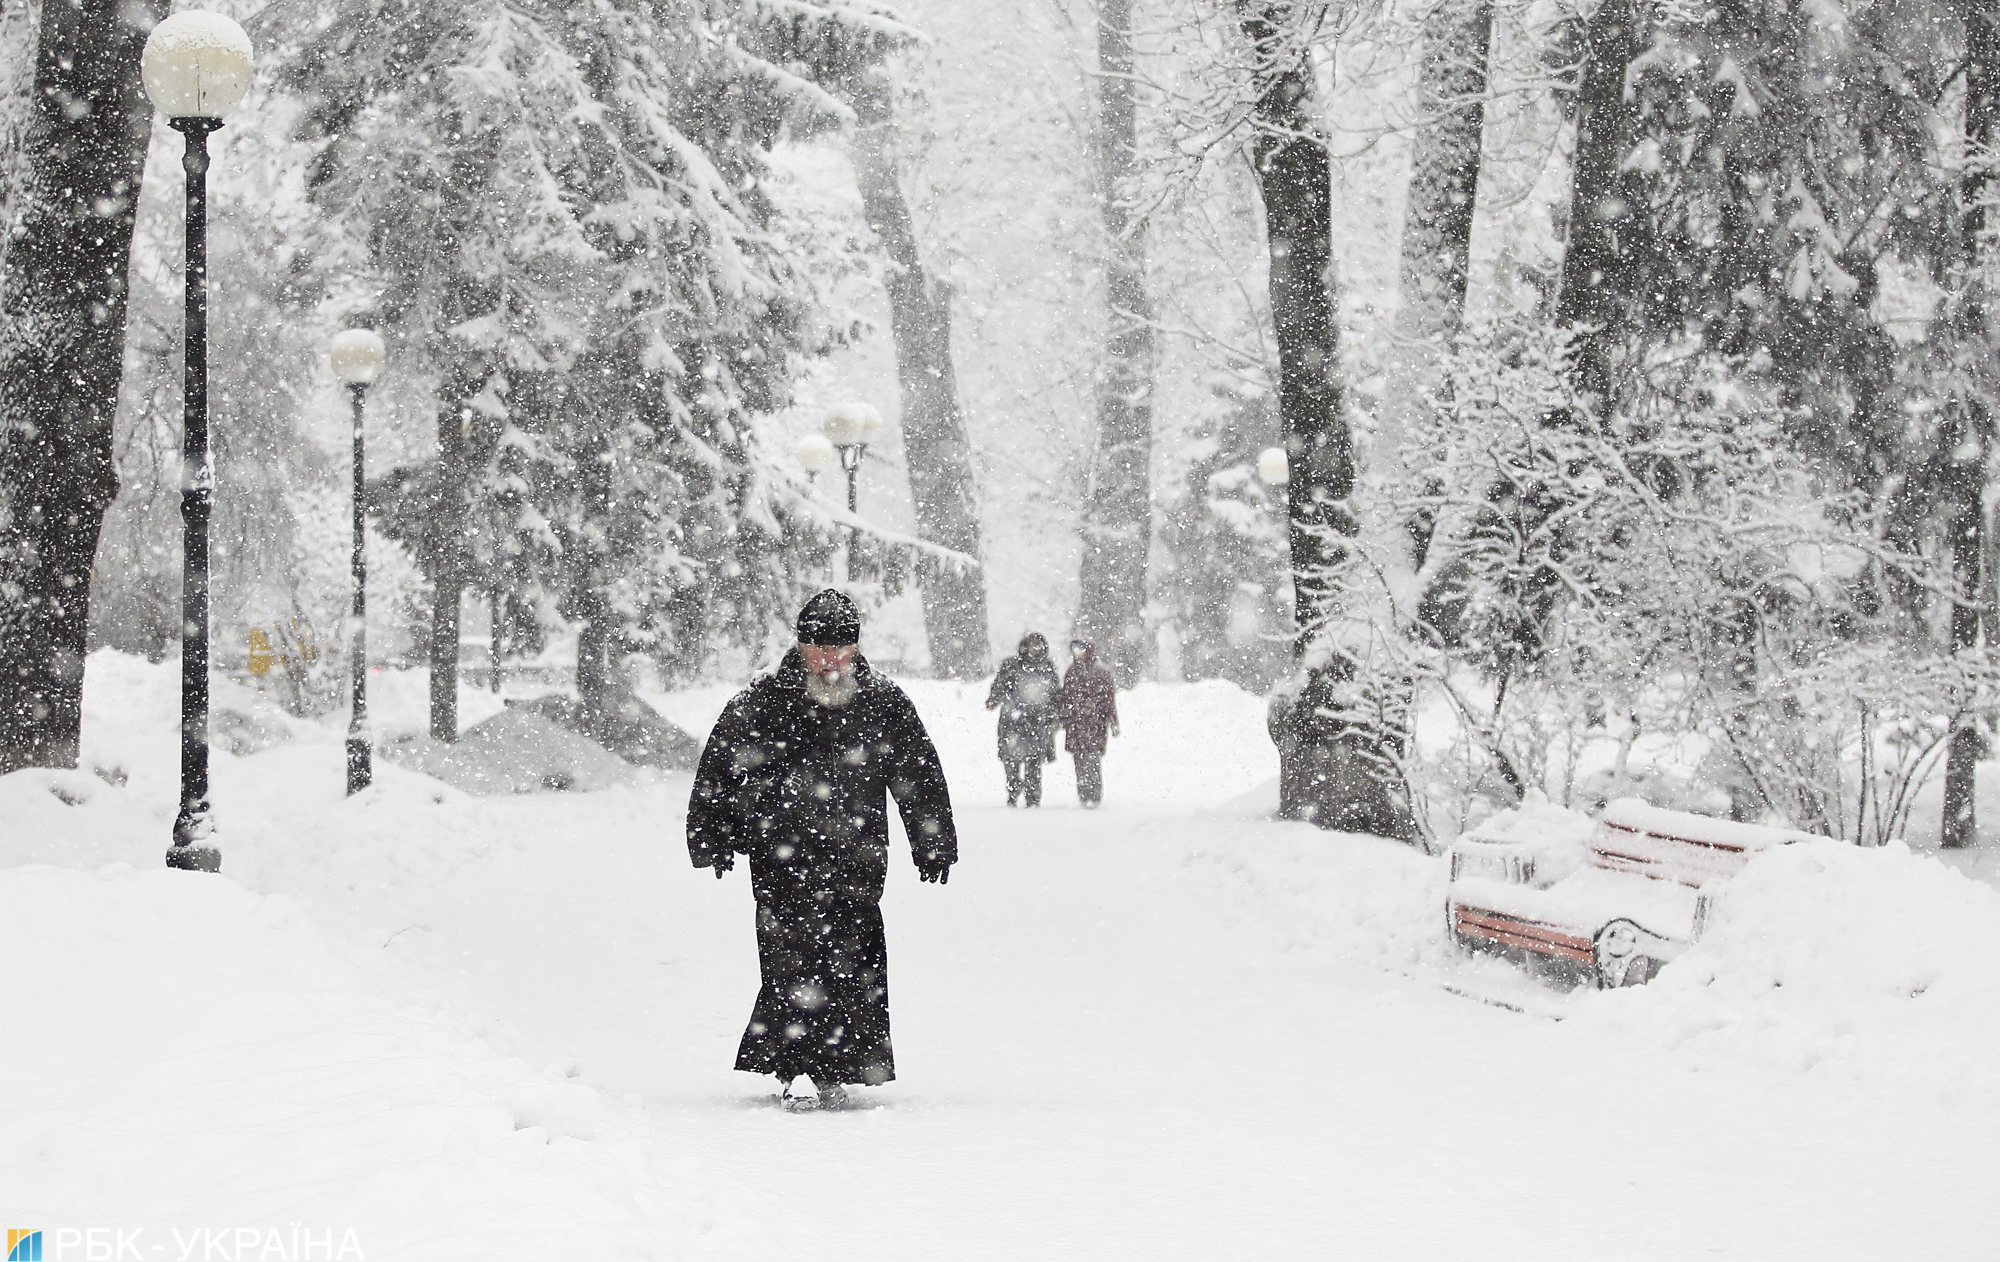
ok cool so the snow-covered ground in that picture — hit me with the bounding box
[5,653,1999,1259]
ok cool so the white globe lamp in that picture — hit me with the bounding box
[329,328,387,386]
[142,12,255,121]
[796,432,836,479]
[822,402,884,449]
[1257,446,1290,485]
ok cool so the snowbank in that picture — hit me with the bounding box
[1430,790,2000,1102]
[1576,838,2000,1103]
[382,705,647,795]
[0,864,786,1259]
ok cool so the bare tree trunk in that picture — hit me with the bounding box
[1240,5,1417,841]
[427,354,480,743]
[849,87,990,679]
[1553,0,1647,402]
[0,0,167,773]
[1076,0,1155,686]
[575,591,613,731]
[1391,0,1490,568]
[1398,0,1490,342]
[1942,1,1998,850]
[1943,455,1985,849]
[573,392,616,734]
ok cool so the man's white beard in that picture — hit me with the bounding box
[805,667,859,709]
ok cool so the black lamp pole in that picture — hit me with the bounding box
[346,380,372,794]
[837,443,863,514]
[167,116,222,873]
[837,442,866,578]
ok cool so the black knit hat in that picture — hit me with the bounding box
[796,588,862,646]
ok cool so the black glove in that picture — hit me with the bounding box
[916,859,952,885]
[710,851,735,879]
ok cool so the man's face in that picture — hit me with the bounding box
[800,642,857,679]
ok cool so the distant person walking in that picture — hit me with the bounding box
[686,589,957,1112]
[985,632,1060,807]
[1058,639,1118,808]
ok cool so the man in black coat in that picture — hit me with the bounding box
[984,631,1060,807]
[687,589,957,1110]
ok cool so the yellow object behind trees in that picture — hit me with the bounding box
[247,627,275,677]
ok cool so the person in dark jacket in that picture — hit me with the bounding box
[1057,638,1118,808]
[687,589,957,1111]
[984,632,1060,807]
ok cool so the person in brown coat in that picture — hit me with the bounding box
[1057,638,1118,808]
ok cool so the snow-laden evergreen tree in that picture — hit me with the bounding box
[259,0,870,729]
[1552,0,1963,486]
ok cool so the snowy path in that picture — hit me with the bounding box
[7,659,1999,1259]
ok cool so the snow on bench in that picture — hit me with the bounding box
[1589,799,1819,888]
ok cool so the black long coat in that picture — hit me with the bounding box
[985,651,1060,762]
[687,649,957,1085]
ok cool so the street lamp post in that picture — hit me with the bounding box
[330,329,386,795]
[822,403,883,514]
[144,12,254,873]
[822,404,883,580]
[489,590,504,694]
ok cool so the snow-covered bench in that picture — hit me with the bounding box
[1446,798,1816,988]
